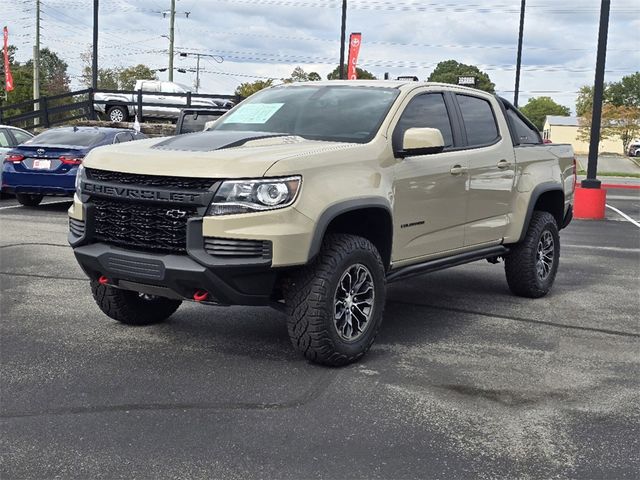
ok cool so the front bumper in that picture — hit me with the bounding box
[73,242,279,306]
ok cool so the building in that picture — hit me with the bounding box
[542,115,624,155]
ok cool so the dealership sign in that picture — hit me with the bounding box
[3,26,14,92]
[347,32,362,80]
[458,76,476,86]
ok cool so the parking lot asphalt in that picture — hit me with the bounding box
[1,189,639,480]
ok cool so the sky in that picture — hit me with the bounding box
[2,0,639,113]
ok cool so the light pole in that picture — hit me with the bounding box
[339,0,347,79]
[514,0,525,107]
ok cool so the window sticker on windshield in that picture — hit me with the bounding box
[223,103,284,124]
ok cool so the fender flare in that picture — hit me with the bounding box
[517,182,565,242]
[307,197,393,261]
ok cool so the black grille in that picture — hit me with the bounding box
[93,198,197,253]
[69,217,85,237]
[85,168,216,191]
[204,237,271,259]
[105,254,164,280]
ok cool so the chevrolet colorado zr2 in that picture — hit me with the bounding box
[68,81,575,366]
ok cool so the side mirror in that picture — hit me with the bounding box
[397,127,445,158]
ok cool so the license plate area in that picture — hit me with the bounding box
[32,159,52,170]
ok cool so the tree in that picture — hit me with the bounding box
[427,60,495,93]
[326,65,376,80]
[607,72,640,109]
[282,66,322,84]
[520,96,570,130]
[575,85,596,117]
[234,79,274,98]
[578,103,640,153]
[119,64,157,90]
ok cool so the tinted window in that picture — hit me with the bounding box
[12,129,32,144]
[25,130,106,147]
[393,93,454,150]
[214,86,399,144]
[182,112,225,133]
[456,94,499,146]
[114,132,134,143]
[506,108,542,145]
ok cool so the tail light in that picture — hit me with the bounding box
[4,153,25,163]
[59,156,83,165]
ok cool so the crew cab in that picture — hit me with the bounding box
[94,80,234,123]
[69,81,575,366]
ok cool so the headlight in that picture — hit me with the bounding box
[75,164,85,197]
[209,176,301,215]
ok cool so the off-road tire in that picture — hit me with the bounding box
[90,281,181,325]
[16,193,43,207]
[107,105,128,123]
[505,211,560,298]
[284,234,386,367]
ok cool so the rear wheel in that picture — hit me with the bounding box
[16,193,43,207]
[90,281,182,325]
[107,105,128,123]
[284,234,386,366]
[505,211,560,298]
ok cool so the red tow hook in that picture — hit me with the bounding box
[193,290,209,302]
[98,275,109,285]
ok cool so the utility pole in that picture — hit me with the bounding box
[178,52,222,92]
[92,0,98,90]
[168,0,175,81]
[33,0,40,124]
[514,0,525,107]
[339,0,347,79]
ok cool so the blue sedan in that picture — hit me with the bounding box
[2,126,146,206]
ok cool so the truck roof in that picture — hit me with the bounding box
[274,80,491,95]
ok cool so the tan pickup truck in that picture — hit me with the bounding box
[69,80,575,366]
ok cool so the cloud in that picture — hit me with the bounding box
[2,0,638,111]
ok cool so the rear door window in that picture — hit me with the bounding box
[11,129,32,145]
[0,129,10,147]
[393,93,454,151]
[456,94,499,147]
[506,108,542,145]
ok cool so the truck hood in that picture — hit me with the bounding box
[83,131,361,178]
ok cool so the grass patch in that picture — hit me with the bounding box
[577,169,640,178]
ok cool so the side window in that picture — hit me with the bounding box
[393,93,454,151]
[140,82,160,93]
[0,130,10,148]
[114,132,134,143]
[506,108,542,145]
[12,130,32,145]
[456,94,499,147]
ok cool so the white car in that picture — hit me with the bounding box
[1,125,34,196]
[628,141,640,157]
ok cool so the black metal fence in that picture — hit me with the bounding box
[0,88,239,130]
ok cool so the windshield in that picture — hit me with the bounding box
[25,130,106,147]
[212,85,400,143]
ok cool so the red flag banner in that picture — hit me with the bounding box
[347,32,362,80]
[3,26,14,92]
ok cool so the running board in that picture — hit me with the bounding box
[386,245,509,283]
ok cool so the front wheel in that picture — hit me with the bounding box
[16,193,43,207]
[284,234,386,366]
[91,281,182,325]
[505,211,560,298]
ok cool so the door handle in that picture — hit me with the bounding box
[497,159,512,169]
[450,165,467,175]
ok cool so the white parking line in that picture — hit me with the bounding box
[564,244,640,253]
[605,204,640,228]
[0,200,72,211]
